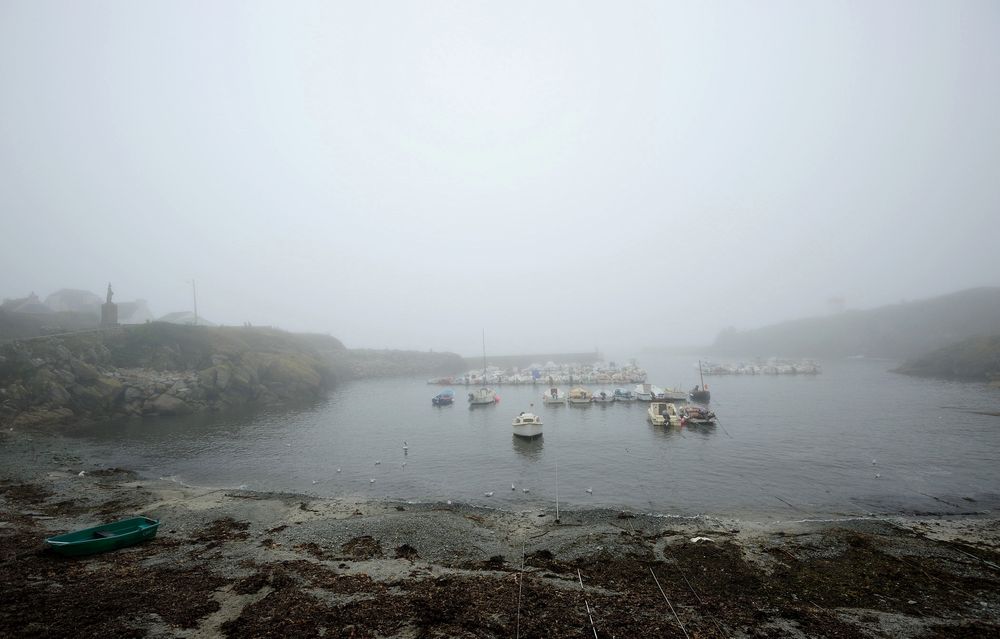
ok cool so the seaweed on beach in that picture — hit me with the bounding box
[0,540,225,637]
[191,516,251,543]
[342,535,383,559]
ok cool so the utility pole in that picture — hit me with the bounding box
[188,279,199,326]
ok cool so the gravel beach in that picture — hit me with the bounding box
[2,428,999,638]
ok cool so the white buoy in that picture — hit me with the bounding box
[484,491,494,497]
[336,468,342,473]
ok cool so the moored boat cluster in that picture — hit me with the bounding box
[427,361,648,386]
[700,358,821,376]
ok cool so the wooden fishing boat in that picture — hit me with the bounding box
[690,360,711,402]
[45,516,160,556]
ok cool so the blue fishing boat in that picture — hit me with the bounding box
[432,389,455,406]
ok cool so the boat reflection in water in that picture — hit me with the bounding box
[511,433,544,460]
[647,421,685,441]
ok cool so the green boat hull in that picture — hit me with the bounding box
[45,516,160,556]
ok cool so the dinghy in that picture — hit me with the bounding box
[45,517,160,557]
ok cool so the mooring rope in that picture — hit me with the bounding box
[515,537,526,639]
[649,567,691,639]
[576,569,599,639]
[625,517,728,637]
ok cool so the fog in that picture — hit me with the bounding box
[2,1,998,356]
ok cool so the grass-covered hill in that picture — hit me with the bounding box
[711,287,1000,359]
[0,323,464,427]
[894,334,1000,383]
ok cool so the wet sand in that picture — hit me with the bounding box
[2,428,999,638]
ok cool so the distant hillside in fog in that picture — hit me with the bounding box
[711,287,1000,360]
[895,334,1000,382]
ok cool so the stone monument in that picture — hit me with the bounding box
[100,282,118,327]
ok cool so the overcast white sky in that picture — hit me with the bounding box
[1,1,998,356]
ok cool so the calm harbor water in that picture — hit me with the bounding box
[65,356,1000,519]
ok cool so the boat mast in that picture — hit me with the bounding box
[699,360,705,388]
[482,328,487,384]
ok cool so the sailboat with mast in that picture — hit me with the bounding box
[468,329,498,406]
[690,360,711,402]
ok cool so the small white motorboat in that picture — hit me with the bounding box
[662,387,688,402]
[512,410,543,438]
[613,387,635,401]
[592,389,614,403]
[635,383,654,401]
[542,387,566,405]
[568,387,592,405]
[468,387,498,405]
[647,402,681,426]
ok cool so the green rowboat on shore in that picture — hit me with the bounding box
[44,517,160,556]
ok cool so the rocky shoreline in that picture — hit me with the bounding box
[0,324,463,428]
[2,428,999,638]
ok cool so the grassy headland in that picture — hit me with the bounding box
[0,323,463,427]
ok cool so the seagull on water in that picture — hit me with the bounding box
[402,461,407,467]
[336,468,341,473]
[511,483,516,491]
[374,460,381,465]
[585,488,593,494]
[872,458,877,465]
[875,473,881,479]
[403,441,408,451]
[522,488,530,493]
[370,478,376,483]
[484,491,494,497]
